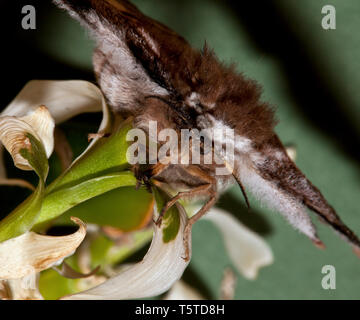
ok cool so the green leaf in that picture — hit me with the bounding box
[52,186,154,231]
[46,118,133,194]
[33,171,137,228]
[89,228,153,268]
[21,133,49,181]
[39,268,79,300]
[32,118,137,228]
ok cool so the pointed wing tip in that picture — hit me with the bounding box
[312,238,360,259]
[311,221,360,258]
[256,135,360,259]
[312,238,326,250]
[352,245,360,259]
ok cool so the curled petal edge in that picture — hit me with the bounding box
[0,106,54,171]
[0,217,86,279]
[62,204,190,300]
[0,80,108,176]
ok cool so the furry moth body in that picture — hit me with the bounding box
[55,0,360,258]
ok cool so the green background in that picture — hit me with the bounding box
[2,0,360,299]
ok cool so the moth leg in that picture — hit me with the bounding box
[155,165,217,226]
[152,165,218,260]
[183,193,217,261]
[154,183,213,227]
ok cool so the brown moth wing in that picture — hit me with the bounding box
[54,0,275,138]
[55,0,360,256]
[254,134,360,250]
[54,0,194,96]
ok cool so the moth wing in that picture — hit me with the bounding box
[237,134,360,252]
[54,0,194,111]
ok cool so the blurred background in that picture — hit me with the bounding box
[1,0,360,299]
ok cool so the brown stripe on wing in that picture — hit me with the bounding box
[55,0,193,93]
[256,134,360,251]
[55,0,181,36]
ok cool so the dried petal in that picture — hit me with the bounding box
[53,262,100,279]
[4,273,44,300]
[0,107,53,171]
[0,80,109,176]
[20,105,55,158]
[0,217,86,279]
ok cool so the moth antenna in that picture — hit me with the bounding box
[232,173,251,210]
[223,159,251,209]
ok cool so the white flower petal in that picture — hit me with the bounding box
[203,207,273,280]
[63,204,191,300]
[1,80,104,123]
[164,280,204,300]
[0,79,110,187]
[0,217,86,279]
[0,108,53,171]
[1,80,108,160]
[21,106,55,158]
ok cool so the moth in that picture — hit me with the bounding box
[55,0,360,260]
